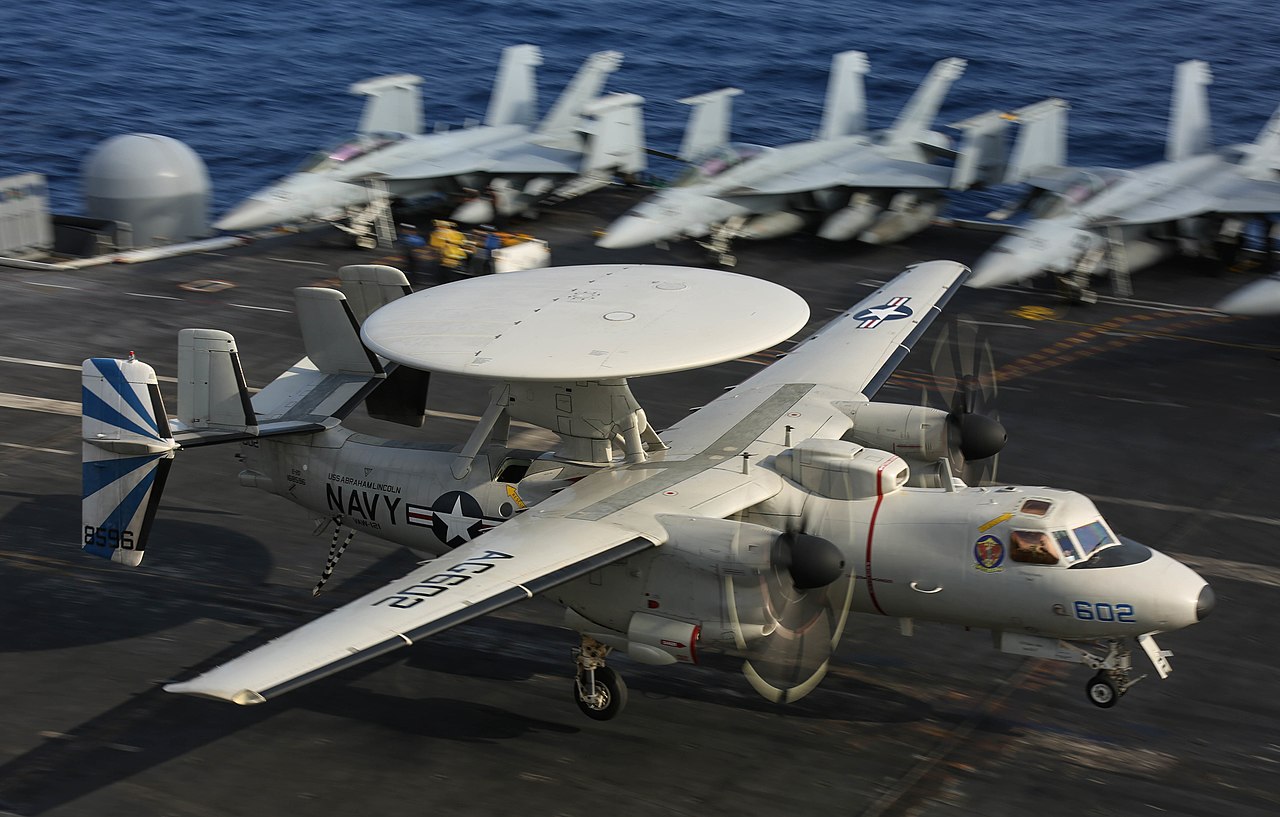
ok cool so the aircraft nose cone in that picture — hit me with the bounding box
[1215,276,1280,316]
[1196,584,1215,621]
[597,215,671,249]
[214,199,289,232]
[966,251,1036,289]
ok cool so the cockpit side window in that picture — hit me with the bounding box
[1053,529,1079,563]
[1010,529,1062,565]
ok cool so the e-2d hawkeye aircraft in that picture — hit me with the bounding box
[81,261,1211,719]
[968,60,1280,301]
[597,51,1012,265]
[214,44,646,245]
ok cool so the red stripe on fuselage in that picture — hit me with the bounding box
[864,459,890,616]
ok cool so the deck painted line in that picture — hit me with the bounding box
[125,292,183,301]
[229,303,292,313]
[0,393,81,416]
[0,441,74,456]
[0,356,178,383]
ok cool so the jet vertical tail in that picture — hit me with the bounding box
[485,44,543,127]
[351,74,424,136]
[1166,60,1212,162]
[884,57,967,148]
[81,356,177,566]
[817,50,869,141]
[1243,104,1280,176]
[677,88,742,161]
[949,109,1013,189]
[580,93,648,175]
[537,50,624,138]
[1002,98,1069,183]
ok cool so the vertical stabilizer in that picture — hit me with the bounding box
[678,88,742,160]
[885,57,966,147]
[818,51,869,141]
[338,264,412,324]
[1167,60,1213,161]
[351,74,424,136]
[1243,104,1280,176]
[177,330,256,432]
[949,110,1013,189]
[581,93,648,175]
[81,357,177,566]
[1003,98,1069,183]
[485,44,543,127]
[538,50,624,136]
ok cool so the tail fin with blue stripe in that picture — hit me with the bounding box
[81,355,178,566]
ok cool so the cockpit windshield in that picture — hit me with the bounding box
[1072,521,1116,555]
[296,132,406,174]
[674,143,768,187]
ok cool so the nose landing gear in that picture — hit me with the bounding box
[1070,638,1145,708]
[573,634,628,721]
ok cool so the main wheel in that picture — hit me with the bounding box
[1086,673,1119,708]
[573,666,627,721]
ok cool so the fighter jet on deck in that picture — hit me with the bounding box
[968,61,1280,301]
[597,51,1008,264]
[215,45,646,246]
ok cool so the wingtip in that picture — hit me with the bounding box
[163,681,267,705]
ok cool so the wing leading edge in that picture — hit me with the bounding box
[165,519,654,704]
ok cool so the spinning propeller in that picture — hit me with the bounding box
[727,531,854,704]
[928,318,1006,486]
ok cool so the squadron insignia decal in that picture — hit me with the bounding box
[853,296,913,328]
[973,534,1006,573]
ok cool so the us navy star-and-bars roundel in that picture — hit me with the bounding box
[406,491,500,548]
[852,296,913,329]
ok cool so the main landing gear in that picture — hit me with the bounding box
[573,634,628,720]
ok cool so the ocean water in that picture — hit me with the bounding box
[2,0,1278,219]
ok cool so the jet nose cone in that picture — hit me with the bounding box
[1196,584,1215,621]
[1215,276,1280,316]
[214,199,289,232]
[597,215,671,250]
[966,251,1037,289]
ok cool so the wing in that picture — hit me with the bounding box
[723,156,953,197]
[165,518,654,703]
[372,150,577,184]
[747,259,969,397]
[1093,174,1280,226]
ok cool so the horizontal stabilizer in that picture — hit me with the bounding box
[81,356,178,566]
[351,74,423,136]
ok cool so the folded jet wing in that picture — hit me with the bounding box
[165,260,969,704]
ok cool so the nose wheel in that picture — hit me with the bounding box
[572,635,628,721]
[1086,672,1120,708]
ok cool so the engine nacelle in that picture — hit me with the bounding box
[656,515,781,574]
[565,608,699,665]
[841,401,951,464]
[774,438,908,500]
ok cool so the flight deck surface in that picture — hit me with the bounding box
[1,187,1278,816]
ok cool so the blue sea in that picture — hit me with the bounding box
[2,0,1278,219]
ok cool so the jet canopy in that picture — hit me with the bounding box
[295,132,408,174]
[1028,169,1126,219]
[674,143,770,187]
